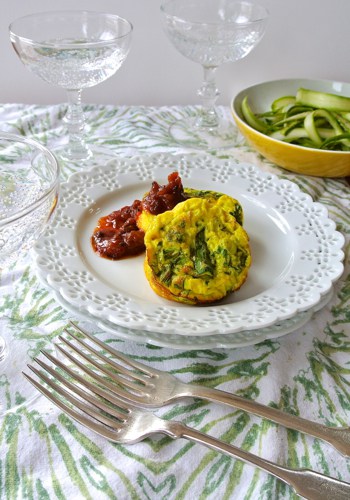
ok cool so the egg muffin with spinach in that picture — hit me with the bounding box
[144,197,251,305]
[138,187,244,232]
[183,188,244,226]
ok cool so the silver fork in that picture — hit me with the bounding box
[54,321,350,457]
[24,350,350,500]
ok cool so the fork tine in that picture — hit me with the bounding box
[68,321,156,376]
[27,364,124,430]
[59,334,149,388]
[33,356,129,420]
[23,371,120,442]
[43,346,148,405]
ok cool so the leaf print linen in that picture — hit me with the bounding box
[0,103,349,499]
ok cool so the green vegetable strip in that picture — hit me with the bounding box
[296,88,350,111]
[320,133,350,149]
[241,96,268,133]
[269,127,335,143]
[271,95,295,112]
[304,112,323,147]
[272,111,310,128]
[240,88,350,151]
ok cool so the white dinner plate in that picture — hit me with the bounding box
[33,154,345,336]
[35,267,334,349]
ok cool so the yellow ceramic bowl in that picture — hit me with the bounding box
[231,78,350,177]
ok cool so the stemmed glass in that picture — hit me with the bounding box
[160,0,269,149]
[9,11,133,163]
[0,132,60,415]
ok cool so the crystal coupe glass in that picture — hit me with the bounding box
[0,132,59,414]
[160,0,269,149]
[9,11,132,163]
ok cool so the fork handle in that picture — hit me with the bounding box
[187,384,350,456]
[167,421,350,500]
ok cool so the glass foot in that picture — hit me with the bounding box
[169,115,241,150]
[52,144,118,168]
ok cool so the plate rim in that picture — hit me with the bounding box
[35,266,334,350]
[33,153,345,335]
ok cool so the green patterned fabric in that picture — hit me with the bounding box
[0,103,349,499]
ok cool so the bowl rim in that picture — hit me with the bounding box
[0,131,60,226]
[231,77,350,156]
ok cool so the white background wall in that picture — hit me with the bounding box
[2,0,350,107]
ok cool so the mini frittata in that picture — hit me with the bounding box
[183,188,244,226]
[137,186,244,232]
[144,197,251,305]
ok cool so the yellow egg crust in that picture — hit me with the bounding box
[183,188,244,226]
[144,197,251,305]
[136,209,155,233]
[137,187,244,232]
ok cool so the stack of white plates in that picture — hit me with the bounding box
[34,154,345,350]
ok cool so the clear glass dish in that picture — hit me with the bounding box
[0,132,59,413]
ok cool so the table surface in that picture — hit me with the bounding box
[0,103,349,500]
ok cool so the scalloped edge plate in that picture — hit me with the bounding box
[35,267,334,349]
[33,154,345,336]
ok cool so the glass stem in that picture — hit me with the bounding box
[64,89,91,160]
[196,66,220,129]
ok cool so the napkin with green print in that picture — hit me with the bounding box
[2,287,350,500]
[1,102,350,499]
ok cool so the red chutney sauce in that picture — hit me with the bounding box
[91,199,145,260]
[142,171,187,214]
[91,172,187,260]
